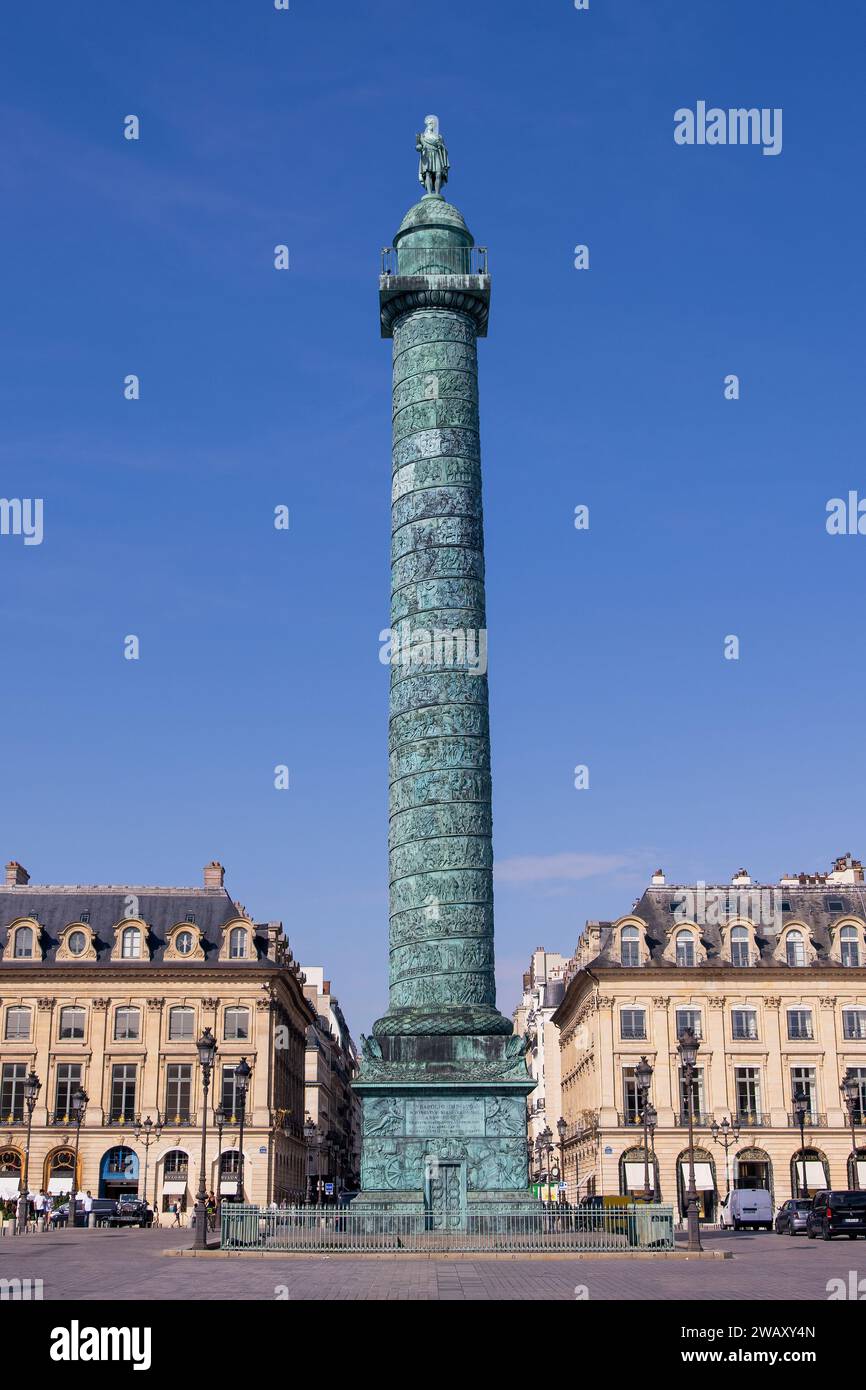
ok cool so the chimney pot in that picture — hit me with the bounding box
[5,861,30,887]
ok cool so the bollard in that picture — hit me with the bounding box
[88,1211,96,1229]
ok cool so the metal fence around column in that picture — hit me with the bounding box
[220,1203,675,1254]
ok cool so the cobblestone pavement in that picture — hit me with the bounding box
[1,1227,863,1300]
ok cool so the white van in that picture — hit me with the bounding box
[718,1188,773,1231]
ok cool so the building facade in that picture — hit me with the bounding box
[302,966,361,1201]
[0,860,312,1213]
[553,858,866,1218]
[512,948,567,1190]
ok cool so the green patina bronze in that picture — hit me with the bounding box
[353,122,536,1228]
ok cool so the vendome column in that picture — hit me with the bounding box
[354,119,535,1229]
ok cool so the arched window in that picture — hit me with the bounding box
[786,929,806,968]
[0,1149,22,1201]
[175,930,194,957]
[114,1006,141,1042]
[163,1149,189,1178]
[675,930,696,968]
[59,1006,85,1041]
[5,1006,31,1041]
[121,926,142,959]
[621,926,640,967]
[224,1007,250,1041]
[229,927,248,959]
[168,1006,195,1041]
[730,926,750,968]
[13,926,34,958]
[67,929,87,956]
[840,925,860,968]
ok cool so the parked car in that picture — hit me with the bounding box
[806,1190,866,1240]
[718,1188,773,1231]
[774,1198,811,1235]
[110,1196,153,1228]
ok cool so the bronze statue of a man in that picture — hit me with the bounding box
[416,115,449,195]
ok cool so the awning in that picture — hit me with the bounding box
[796,1161,827,1188]
[162,1181,186,1195]
[679,1160,714,1190]
[624,1162,651,1188]
[47,1177,73,1194]
[0,1177,20,1197]
[219,1181,238,1195]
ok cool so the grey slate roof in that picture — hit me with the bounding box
[0,885,267,965]
[589,883,866,968]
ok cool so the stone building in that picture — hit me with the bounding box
[0,860,312,1213]
[302,966,361,1200]
[553,857,866,1218]
[512,948,567,1189]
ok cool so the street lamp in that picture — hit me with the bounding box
[645,1103,658,1198]
[792,1088,809,1197]
[193,1028,217,1250]
[233,1058,252,1203]
[556,1116,567,1204]
[17,1070,41,1234]
[213,1103,226,1206]
[539,1124,554,1203]
[635,1055,654,1202]
[70,1087,89,1225]
[133,1111,163,1215]
[841,1069,861,1190]
[304,1117,320,1205]
[710,1116,740,1197]
[677,1028,702,1251]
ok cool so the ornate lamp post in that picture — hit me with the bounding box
[539,1124,554,1203]
[213,1104,226,1206]
[304,1117,320,1205]
[133,1111,163,1214]
[677,1028,702,1252]
[710,1116,740,1197]
[645,1103,658,1198]
[841,1069,861,1190]
[556,1116,567,1204]
[233,1058,252,1203]
[792,1088,809,1197]
[635,1055,654,1202]
[192,1028,217,1250]
[69,1087,89,1224]
[17,1070,41,1234]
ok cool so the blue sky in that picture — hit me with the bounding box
[2,2,864,1034]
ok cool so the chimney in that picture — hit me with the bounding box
[5,861,30,887]
[203,860,225,889]
[651,869,666,886]
[731,868,751,886]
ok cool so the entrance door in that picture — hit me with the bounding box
[426,1162,465,1231]
[737,1160,769,1190]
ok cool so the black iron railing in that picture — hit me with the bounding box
[381,246,489,277]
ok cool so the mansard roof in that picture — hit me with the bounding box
[0,883,268,966]
[586,882,866,969]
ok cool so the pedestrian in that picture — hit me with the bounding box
[82,1190,94,1225]
[170,1200,181,1228]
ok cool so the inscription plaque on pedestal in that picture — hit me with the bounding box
[406,1098,484,1138]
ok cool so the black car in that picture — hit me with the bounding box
[774,1198,811,1236]
[806,1190,866,1240]
[110,1196,153,1228]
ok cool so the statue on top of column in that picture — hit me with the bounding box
[416,115,449,195]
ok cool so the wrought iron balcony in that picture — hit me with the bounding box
[787,1112,828,1128]
[673,1112,714,1128]
[381,245,489,277]
[734,1112,771,1128]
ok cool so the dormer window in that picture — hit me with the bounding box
[827,898,844,913]
[229,927,248,959]
[730,926,750,968]
[786,929,806,968]
[13,926,34,958]
[675,930,696,968]
[840,925,860,968]
[121,926,142,959]
[175,930,194,957]
[621,926,641,967]
[67,930,87,957]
